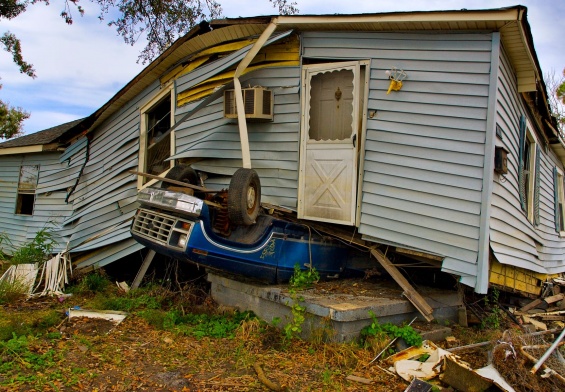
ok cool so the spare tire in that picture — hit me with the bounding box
[228,168,261,226]
[162,165,198,189]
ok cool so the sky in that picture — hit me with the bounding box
[0,0,564,135]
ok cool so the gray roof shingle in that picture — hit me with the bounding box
[0,119,84,149]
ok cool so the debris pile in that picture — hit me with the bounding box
[374,329,565,392]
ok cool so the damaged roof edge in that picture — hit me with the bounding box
[32,5,555,155]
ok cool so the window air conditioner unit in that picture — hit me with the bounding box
[224,87,273,121]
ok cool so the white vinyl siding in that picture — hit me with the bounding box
[490,46,565,274]
[302,31,492,283]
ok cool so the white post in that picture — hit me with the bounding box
[233,21,278,169]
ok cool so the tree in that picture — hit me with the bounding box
[0,0,297,139]
[548,69,565,136]
[0,84,29,140]
[558,68,565,107]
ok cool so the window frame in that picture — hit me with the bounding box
[555,167,565,235]
[518,116,540,225]
[523,128,537,223]
[15,165,39,216]
[138,85,175,189]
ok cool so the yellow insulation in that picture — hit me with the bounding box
[175,35,300,107]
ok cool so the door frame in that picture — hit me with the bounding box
[297,60,370,226]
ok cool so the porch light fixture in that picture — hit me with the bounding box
[385,67,407,94]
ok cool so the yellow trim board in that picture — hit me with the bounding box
[176,60,299,106]
[489,257,557,297]
[161,55,211,85]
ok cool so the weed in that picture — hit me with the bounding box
[137,307,256,339]
[99,292,162,311]
[271,317,281,327]
[360,311,422,349]
[0,277,30,304]
[481,288,504,330]
[70,270,112,294]
[0,334,57,372]
[0,309,64,341]
[283,264,319,341]
[4,228,56,266]
[289,263,320,289]
[32,309,63,330]
[174,311,255,339]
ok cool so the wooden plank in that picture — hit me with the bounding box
[128,170,216,193]
[370,248,435,322]
[544,294,564,304]
[520,298,544,313]
[539,315,565,321]
[395,247,443,267]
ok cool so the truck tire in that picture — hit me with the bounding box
[162,165,198,189]
[228,168,261,226]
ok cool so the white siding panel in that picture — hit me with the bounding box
[174,66,301,209]
[302,31,491,282]
[490,46,565,274]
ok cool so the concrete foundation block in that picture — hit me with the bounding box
[207,272,462,342]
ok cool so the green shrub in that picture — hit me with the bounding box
[360,311,422,348]
[8,228,56,265]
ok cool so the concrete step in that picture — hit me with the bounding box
[207,272,462,342]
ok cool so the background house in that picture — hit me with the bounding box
[0,6,563,295]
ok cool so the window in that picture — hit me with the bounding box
[554,168,565,234]
[139,88,174,186]
[518,115,540,225]
[16,165,39,215]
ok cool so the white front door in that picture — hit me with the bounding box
[298,62,361,225]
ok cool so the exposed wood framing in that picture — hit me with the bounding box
[129,170,216,193]
[370,248,435,322]
[394,247,443,267]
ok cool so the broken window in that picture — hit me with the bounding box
[15,165,39,215]
[139,89,174,185]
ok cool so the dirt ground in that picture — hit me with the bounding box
[1,279,565,391]
[0,296,411,392]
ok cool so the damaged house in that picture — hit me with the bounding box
[0,5,564,297]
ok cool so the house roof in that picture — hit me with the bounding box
[80,5,554,136]
[0,118,85,155]
[4,6,558,153]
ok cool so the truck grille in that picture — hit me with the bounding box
[132,209,176,246]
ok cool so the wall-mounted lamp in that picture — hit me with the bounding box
[494,146,509,174]
[385,67,407,94]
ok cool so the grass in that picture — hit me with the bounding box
[0,277,30,305]
[0,263,535,391]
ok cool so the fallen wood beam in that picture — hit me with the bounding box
[128,170,216,193]
[519,298,544,312]
[544,293,564,304]
[370,248,434,322]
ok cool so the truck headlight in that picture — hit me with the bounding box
[178,234,188,248]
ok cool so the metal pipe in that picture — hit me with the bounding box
[531,326,565,374]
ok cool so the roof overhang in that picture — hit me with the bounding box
[271,7,536,93]
[0,143,59,156]
[79,6,545,140]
